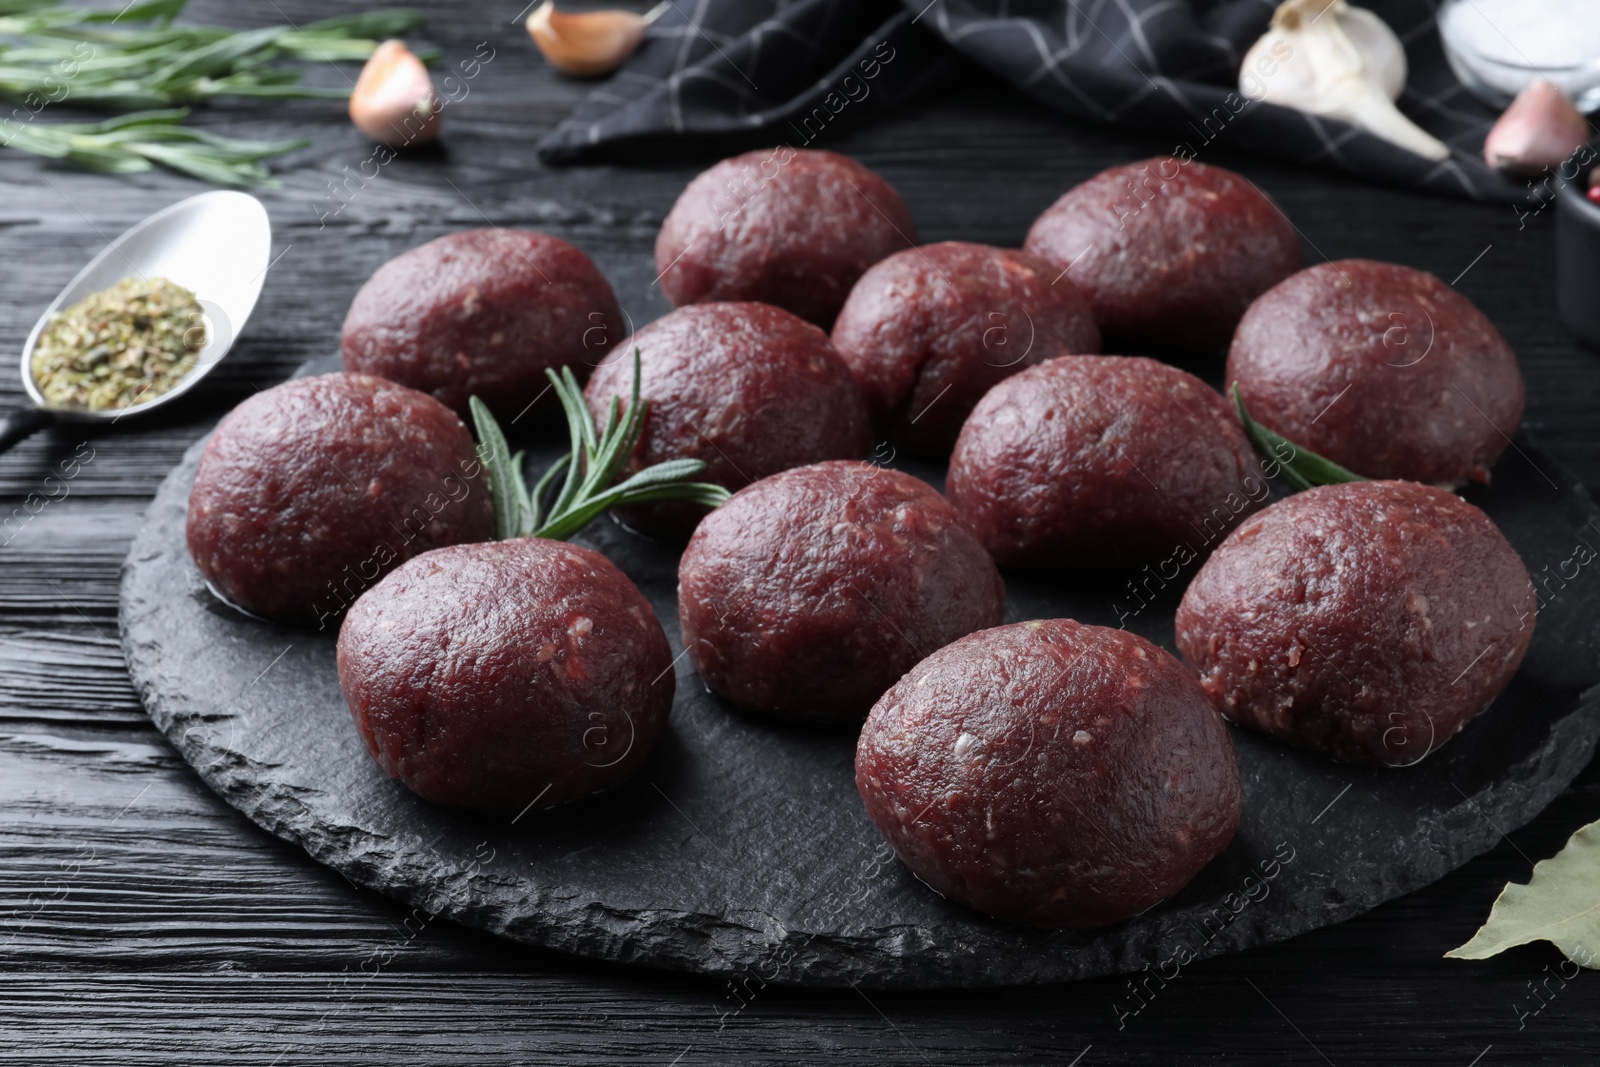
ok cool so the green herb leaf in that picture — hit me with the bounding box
[299,9,425,39]
[467,350,731,543]
[1446,818,1600,969]
[1232,382,1366,492]
[526,453,566,534]
[611,457,711,493]
[81,0,185,24]
[469,395,529,542]
[146,23,286,88]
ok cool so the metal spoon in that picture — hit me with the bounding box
[0,190,273,454]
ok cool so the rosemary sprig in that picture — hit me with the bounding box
[1233,382,1366,492]
[0,1,429,184]
[0,108,306,185]
[470,349,733,542]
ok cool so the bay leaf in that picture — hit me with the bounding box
[1446,818,1600,968]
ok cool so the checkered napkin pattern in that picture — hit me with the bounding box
[535,0,951,161]
[535,0,1527,203]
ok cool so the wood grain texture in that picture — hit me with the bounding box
[2,0,1600,1060]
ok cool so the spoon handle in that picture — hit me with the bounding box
[0,407,55,454]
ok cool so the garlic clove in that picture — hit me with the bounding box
[1242,0,1449,162]
[527,1,664,78]
[1331,3,1406,101]
[350,39,441,148]
[1483,79,1591,177]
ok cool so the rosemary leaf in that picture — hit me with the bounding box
[190,78,350,101]
[617,482,733,508]
[549,369,591,518]
[297,10,425,40]
[566,366,599,454]
[469,395,529,542]
[78,105,185,129]
[533,480,730,543]
[611,457,712,492]
[616,349,649,467]
[147,24,290,89]
[527,453,567,534]
[80,0,184,24]
[510,448,533,529]
[133,139,272,185]
[1233,382,1365,492]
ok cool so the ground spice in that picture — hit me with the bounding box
[30,275,207,411]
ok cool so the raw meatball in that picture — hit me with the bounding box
[186,373,492,628]
[857,618,1243,928]
[656,148,916,328]
[1228,259,1524,485]
[831,242,1101,456]
[584,302,871,534]
[342,229,622,419]
[678,461,1004,720]
[1175,480,1536,766]
[946,356,1265,568]
[338,538,673,812]
[1024,158,1300,350]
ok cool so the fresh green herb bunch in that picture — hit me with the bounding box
[470,349,733,542]
[0,0,429,184]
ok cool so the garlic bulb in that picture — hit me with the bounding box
[1242,0,1449,161]
[1483,79,1590,176]
[527,1,666,78]
[349,39,440,148]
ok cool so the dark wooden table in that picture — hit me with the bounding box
[3,2,1599,1062]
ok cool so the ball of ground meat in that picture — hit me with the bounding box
[857,618,1242,928]
[1227,259,1525,486]
[1024,158,1300,350]
[186,373,493,628]
[584,302,871,535]
[946,356,1266,568]
[678,461,1004,721]
[830,242,1101,456]
[655,148,916,329]
[337,538,674,812]
[342,228,622,419]
[1175,480,1536,766]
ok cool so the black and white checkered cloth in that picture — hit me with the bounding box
[536,0,1531,202]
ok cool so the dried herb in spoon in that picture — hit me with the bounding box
[1233,382,1366,492]
[31,274,205,410]
[470,349,731,541]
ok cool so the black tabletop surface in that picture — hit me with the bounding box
[3,2,1599,1063]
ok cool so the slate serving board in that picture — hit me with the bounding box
[120,370,1600,988]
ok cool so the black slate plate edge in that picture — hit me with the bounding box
[119,432,1600,989]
